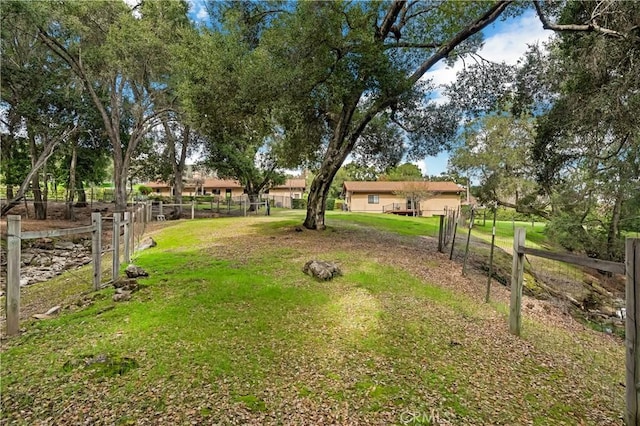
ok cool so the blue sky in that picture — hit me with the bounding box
[182,1,554,177]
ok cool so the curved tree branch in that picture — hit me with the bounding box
[532,0,626,38]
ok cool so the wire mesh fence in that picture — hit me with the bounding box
[442,210,626,334]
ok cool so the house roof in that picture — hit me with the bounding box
[202,179,243,189]
[144,179,243,189]
[271,179,306,190]
[343,181,462,193]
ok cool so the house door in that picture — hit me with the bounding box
[406,197,415,211]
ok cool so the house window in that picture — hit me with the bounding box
[225,189,232,198]
[213,189,220,195]
[156,189,160,194]
[368,194,379,204]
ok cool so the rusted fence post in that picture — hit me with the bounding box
[6,215,21,336]
[509,227,526,336]
[626,238,640,426]
[92,212,102,291]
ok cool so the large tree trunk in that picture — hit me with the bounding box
[65,140,78,220]
[304,146,347,230]
[113,154,129,212]
[606,188,623,261]
[28,131,47,220]
[76,181,87,207]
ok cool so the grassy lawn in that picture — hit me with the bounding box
[1,212,624,425]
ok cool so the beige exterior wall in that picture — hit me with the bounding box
[269,188,304,199]
[149,186,245,198]
[347,192,404,213]
[420,193,461,216]
[347,191,460,216]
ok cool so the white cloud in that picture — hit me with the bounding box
[411,160,428,176]
[196,6,209,21]
[424,11,554,97]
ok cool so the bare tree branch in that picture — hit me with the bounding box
[533,0,626,38]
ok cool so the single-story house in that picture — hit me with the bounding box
[144,179,244,198]
[144,178,306,201]
[343,181,463,216]
[265,179,306,199]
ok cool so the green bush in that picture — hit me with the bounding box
[137,185,152,196]
[326,198,335,211]
[292,198,307,210]
[335,200,344,211]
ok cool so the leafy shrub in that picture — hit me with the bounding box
[292,198,307,210]
[137,185,152,196]
[326,198,335,210]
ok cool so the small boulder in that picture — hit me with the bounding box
[32,313,52,320]
[54,241,76,250]
[113,291,131,302]
[303,260,342,281]
[136,237,157,251]
[114,278,139,293]
[45,305,62,316]
[32,238,54,250]
[125,264,148,278]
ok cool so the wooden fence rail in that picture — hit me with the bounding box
[4,203,148,336]
[508,228,639,425]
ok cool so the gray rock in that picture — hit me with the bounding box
[136,237,157,251]
[33,313,52,320]
[55,241,76,250]
[32,238,54,250]
[45,305,62,315]
[113,291,131,302]
[303,260,342,281]
[21,253,36,265]
[114,278,139,293]
[125,264,149,278]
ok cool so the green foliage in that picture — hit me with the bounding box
[137,185,152,196]
[325,198,335,211]
[380,163,424,181]
[291,198,307,210]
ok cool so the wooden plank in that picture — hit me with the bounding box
[519,246,625,275]
[91,212,102,291]
[22,225,95,240]
[626,238,640,426]
[6,215,21,336]
[509,227,526,336]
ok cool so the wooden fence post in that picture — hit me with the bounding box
[485,208,498,303]
[462,209,475,276]
[191,200,195,219]
[112,212,121,282]
[626,238,640,426]
[123,212,131,264]
[509,227,526,336]
[437,215,444,252]
[158,201,163,219]
[92,212,102,291]
[6,215,21,336]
